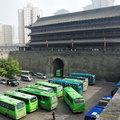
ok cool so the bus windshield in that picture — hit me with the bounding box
[74,97,84,103]
[40,87,54,93]
[48,88,54,93]
[16,102,25,109]
[98,100,108,107]
[30,97,37,102]
[51,95,57,101]
[58,86,62,90]
[78,83,82,88]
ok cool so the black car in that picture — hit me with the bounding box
[7,80,19,87]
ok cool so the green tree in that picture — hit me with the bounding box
[0,57,21,79]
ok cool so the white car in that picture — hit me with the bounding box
[21,75,33,82]
[36,73,46,79]
[0,79,7,84]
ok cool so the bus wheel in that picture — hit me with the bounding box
[6,114,9,118]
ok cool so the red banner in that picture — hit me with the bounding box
[104,41,106,47]
[71,39,74,47]
[46,40,48,47]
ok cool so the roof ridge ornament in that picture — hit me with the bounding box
[37,15,40,20]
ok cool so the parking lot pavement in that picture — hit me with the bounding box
[0,79,115,120]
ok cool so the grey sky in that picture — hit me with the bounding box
[0,0,120,25]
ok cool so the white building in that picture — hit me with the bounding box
[18,3,42,45]
[54,9,69,15]
[0,23,4,45]
[0,22,18,46]
[12,26,19,44]
[3,24,12,46]
[83,0,115,10]
[0,23,13,46]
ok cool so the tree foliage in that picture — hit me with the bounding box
[0,57,21,79]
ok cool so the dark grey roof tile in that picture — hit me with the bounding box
[31,5,120,27]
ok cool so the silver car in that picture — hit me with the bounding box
[35,73,46,79]
[0,79,7,84]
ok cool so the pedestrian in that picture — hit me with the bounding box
[52,112,55,120]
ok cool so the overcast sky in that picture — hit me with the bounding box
[0,0,120,26]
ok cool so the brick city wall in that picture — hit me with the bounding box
[1,51,120,82]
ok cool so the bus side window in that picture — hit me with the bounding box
[0,101,4,107]
[41,96,49,101]
[75,85,78,88]
[53,87,56,91]
[88,76,91,80]
[9,104,15,111]
[66,93,69,98]
[38,95,42,100]
[71,84,74,88]
[0,101,14,111]
[66,93,73,103]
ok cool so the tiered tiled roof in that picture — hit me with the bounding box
[30,5,120,27]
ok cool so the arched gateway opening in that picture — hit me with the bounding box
[53,58,64,77]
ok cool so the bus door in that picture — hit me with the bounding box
[40,96,49,110]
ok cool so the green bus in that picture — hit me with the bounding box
[35,81,63,97]
[64,76,88,91]
[26,84,54,93]
[4,90,38,112]
[17,87,58,110]
[63,87,85,113]
[63,78,87,92]
[0,94,26,120]
[68,73,95,85]
[56,68,63,77]
[48,79,83,94]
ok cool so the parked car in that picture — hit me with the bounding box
[7,80,19,87]
[21,75,33,82]
[0,79,7,84]
[35,73,46,79]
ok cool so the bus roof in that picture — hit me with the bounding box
[64,76,88,80]
[5,90,36,99]
[64,87,83,99]
[68,73,95,77]
[38,86,52,90]
[63,78,83,83]
[27,85,53,91]
[0,94,23,105]
[36,81,61,87]
[48,79,82,85]
[85,105,104,119]
[18,87,55,97]
[103,95,112,99]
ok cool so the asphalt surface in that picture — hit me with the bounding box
[0,78,115,120]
